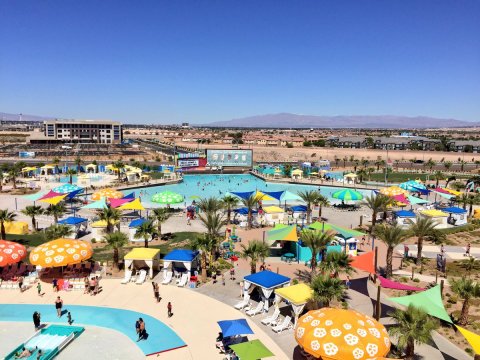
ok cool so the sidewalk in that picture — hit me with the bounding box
[394,244,478,260]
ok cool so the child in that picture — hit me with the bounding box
[167,302,173,317]
[67,311,73,325]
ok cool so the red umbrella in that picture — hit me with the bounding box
[0,240,27,267]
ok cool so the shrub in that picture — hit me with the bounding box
[91,238,97,244]
[413,278,420,282]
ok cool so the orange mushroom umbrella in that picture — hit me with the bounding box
[0,240,27,267]
[29,239,93,267]
[295,308,391,360]
[91,188,124,201]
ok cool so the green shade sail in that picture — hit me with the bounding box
[332,189,363,201]
[266,225,298,242]
[407,195,429,205]
[81,198,107,209]
[151,191,184,204]
[229,340,274,360]
[281,191,302,201]
[388,285,452,323]
[309,221,365,238]
[23,190,49,202]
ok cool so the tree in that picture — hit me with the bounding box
[425,159,436,171]
[221,195,239,224]
[21,205,44,231]
[52,157,61,173]
[45,203,66,224]
[0,209,17,239]
[342,156,348,168]
[198,211,226,239]
[284,164,293,177]
[318,251,354,278]
[150,208,171,239]
[300,229,335,271]
[373,224,408,277]
[113,160,125,180]
[388,304,438,360]
[364,194,393,232]
[408,217,444,265]
[240,240,270,274]
[432,171,444,187]
[104,231,128,269]
[241,195,259,229]
[444,161,453,172]
[8,164,21,190]
[65,169,76,184]
[310,274,346,308]
[315,194,329,218]
[74,156,83,172]
[356,168,367,183]
[451,278,480,326]
[134,219,155,248]
[298,190,320,224]
[96,207,121,234]
[190,234,216,281]
[45,224,74,241]
[198,197,224,213]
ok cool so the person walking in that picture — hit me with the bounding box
[465,243,471,257]
[83,277,89,294]
[18,276,24,292]
[33,311,41,330]
[36,282,42,296]
[345,276,351,289]
[167,302,173,317]
[52,278,58,292]
[55,296,63,318]
[154,282,161,302]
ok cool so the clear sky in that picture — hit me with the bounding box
[0,1,479,124]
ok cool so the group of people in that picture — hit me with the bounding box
[84,276,101,295]
[150,281,173,316]
[13,346,42,359]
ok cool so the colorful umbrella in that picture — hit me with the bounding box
[81,198,107,210]
[332,189,363,201]
[39,190,64,200]
[309,222,365,238]
[39,194,68,205]
[399,180,426,191]
[91,188,124,201]
[230,340,274,360]
[266,225,298,242]
[117,198,145,211]
[53,183,83,194]
[217,319,254,337]
[0,240,27,267]
[380,186,409,197]
[151,191,184,204]
[23,190,49,202]
[29,239,93,267]
[295,308,391,360]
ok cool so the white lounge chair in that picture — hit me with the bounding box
[234,294,250,310]
[246,301,264,316]
[261,308,280,325]
[162,271,173,285]
[272,316,292,333]
[121,270,132,284]
[135,270,147,285]
[177,273,189,287]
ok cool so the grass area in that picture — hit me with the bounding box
[149,171,165,180]
[5,232,47,247]
[368,172,430,183]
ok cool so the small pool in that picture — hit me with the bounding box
[59,175,104,184]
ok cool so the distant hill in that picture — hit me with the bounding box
[0,112,55,122]
[206,113,480,129]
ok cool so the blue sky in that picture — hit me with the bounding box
[0,1,479,124]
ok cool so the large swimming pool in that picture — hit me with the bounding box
[132,174,373,207]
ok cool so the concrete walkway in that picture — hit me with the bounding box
[395,244,479,260]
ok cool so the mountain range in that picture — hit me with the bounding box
[0,112,54,122]
[205,113,480,129]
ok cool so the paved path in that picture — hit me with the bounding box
[395,244,478,260]
[392,270,451,286]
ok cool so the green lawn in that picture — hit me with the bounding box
[5,232,48,247]
[368,172,430,183]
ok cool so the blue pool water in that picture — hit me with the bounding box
[59,175,104,184]
[0,304,186,356]
[133,174,373,207]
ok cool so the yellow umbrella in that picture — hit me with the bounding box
[39,194,67,205]
[91,188,124,200]
[344,173,357,178]
[29,239,93,267]
[380,186,408,197]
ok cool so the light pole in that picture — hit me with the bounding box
[384,145,389,185]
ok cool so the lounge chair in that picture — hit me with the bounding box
[261,308,280,325]
[135,270,147,285]
[177,273,189,287]
[121,270,132,284]
[246,301,264,316]
[272,316,292,333]
[161,271,173,285]
[234,294,250,310]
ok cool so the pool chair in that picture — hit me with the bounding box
[162,271,173,285]
[234,294,250,310]
[261,308,280,325]
[121,270,132,284]
[246,301,264,316]
[176,273,189,287]
[272,316,292,333]
[135,270,147,285]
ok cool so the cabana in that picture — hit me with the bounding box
[90,219,120,241]
[291,169,303,180]
[262,206,285,226]
[442,206,468,226]
[243,271,291,311]
[393,210,417,228]
[57,217,88,238]
[288,205,307,224]
[4,221,29,235]
[343,172,358,184]
[162,249,199,275]
[419,209,449,229]
[274,283,313,325]
[124,248,160,279]
[128,218,148,242]
[85,163,97,173]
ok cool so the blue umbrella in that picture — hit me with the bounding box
[217,319,254,337]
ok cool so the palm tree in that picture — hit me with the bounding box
[150,208,171,239]
[198,197,224,213]
[373,224,408,278]
[221,195,239,224]
[241,195,259,229]
[96,207,121,234]
[408,216,444,265]
[134,219,155,248]
[104,231,128,269]
[65,169,76,184]
[432,171,445,187]
[451,278,480,325]
[310,274,346,308]
[21,205,44,231]
[315,194,329,218]
[389,304,438,360]
[366,167,375,181]
[283,164,293,177]
[198,211,226,240]
[45,224,74,241]
[356,168,367,183]
[45,203,66,224]
[0,209,17,239]
[0,169,4,191]
[113,160,125,180]
[364,194,393,232]
[240,240,269,274]
[425,159,436,172]
[52,157,61,173]
[298,190,320,224]
[74,156,83,172]
[8,164,21,190]
[301,229,335,271]
[444,161,453,172]
[318,251,354,278]
[190,234,217,281]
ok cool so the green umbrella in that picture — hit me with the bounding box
[151,191,184,204]
[229,340,274,360]
[332,189,363,201]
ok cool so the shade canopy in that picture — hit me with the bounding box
[244,270,290,290]
[117,198,145,211]
[229,340,274,360]
[332,189,363,201]
[378,275,424,291]
[344,172,357,178]
[91,188,124,201]
[309,221,365,238]
[124,248,160,260]
[456,326,480,355]
[109,198,133,208]
[434,191,455,200]
[151,191,184,204]
[388,285,452,323]
[351,251,375,274]
[263,206,284,214]
[23,191,49,202]
[266,225,298,242]
[399,180,427,191]
[39,190,64,200]
[275,283,313,306]
[39,194,68,205]
[163,249,199,262]
[0,240,27,267]
[217,319,254,337]
[420,209,448,218]
[81,198,107,209]
[53,184,83,194]
[380,186,408,197]
[291,205,307,212]
[262,191,285,201]
[407,195,429,205]
[30,239,93,267]
[129,218,147,228]
[295,308,391,360]
[233,207,258,215]
[122,192,135,199]
[442,206,467,214]
[91,219,120,228]
[58,217,88,225]
[444,188,461,196]
[392,193,409,204]
[281,191,302,201]
[229,191,254,200]
[394,210,416,218]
